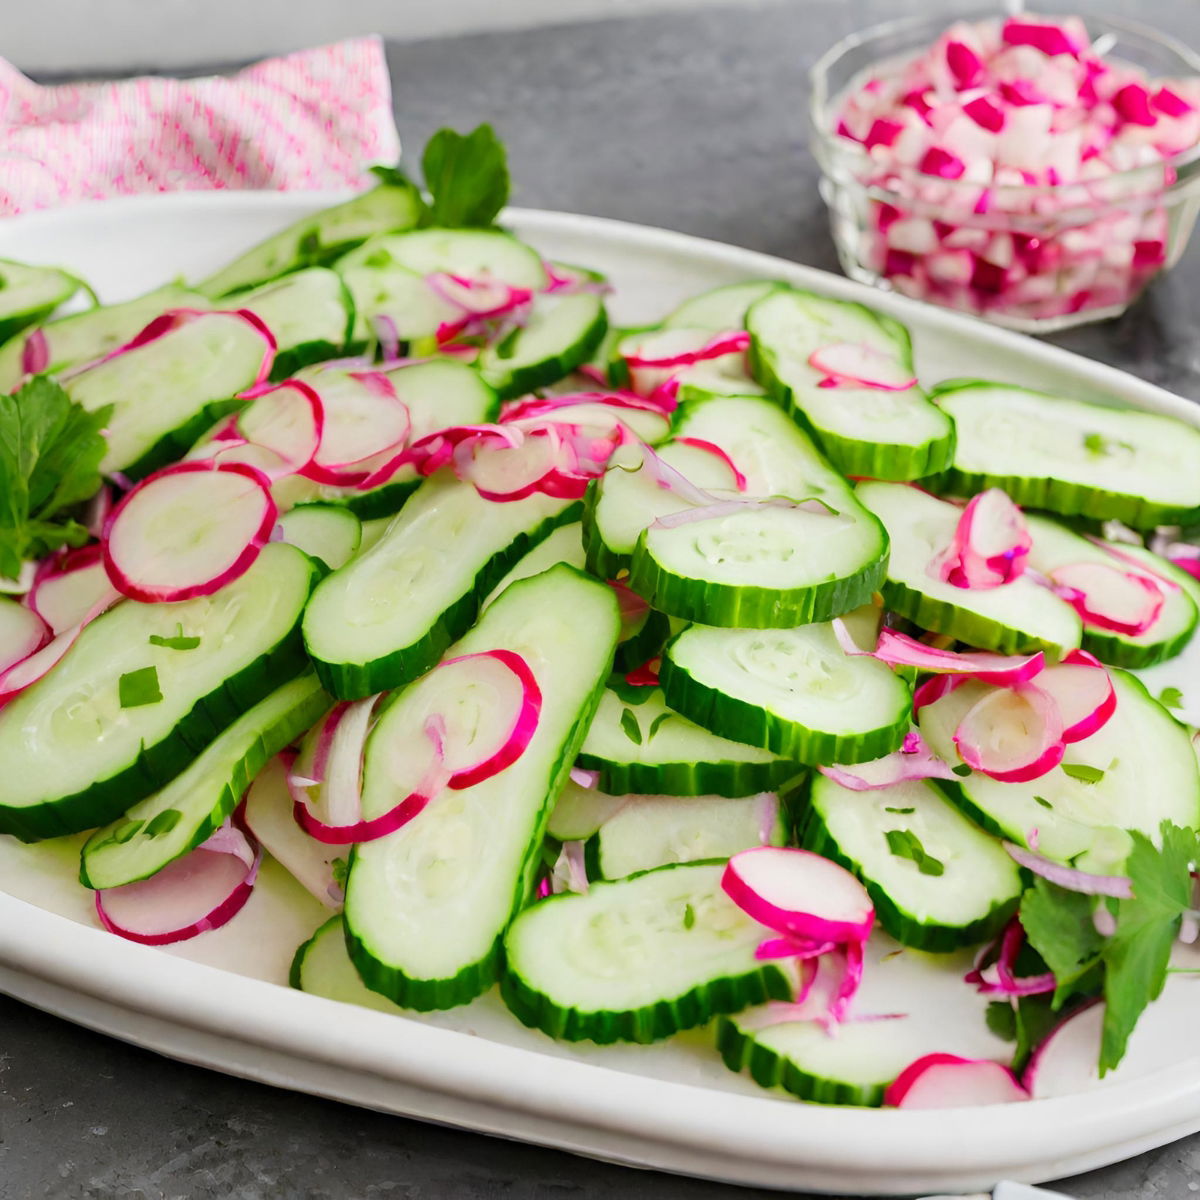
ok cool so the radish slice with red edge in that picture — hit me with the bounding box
[911,671,967,716]
[623,330,749,370]
[808,342,917,392]
[953,682,1065,782]
[93,821,262,946]
[213,380,324,480]
[929,489,1031,590]
[425,272,535,319]
[102,461,277,604]
[25,544,120,635]
[0,597,50,673]
[299,371,411,486]
[1023,1001,1105,1099]
[1050,562,1165,635]
[1031,653,1117,744]
[836,623,1046,686]
[722,846,875,946]
[500,389,675,422]
[885,1054,1030,1109]
[819,730,959,790]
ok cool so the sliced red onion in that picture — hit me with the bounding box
[819,731,959,790]
[93,821,262,946]
[102,461,277,604]
[1050,562,1165,636]
[1033,653,1116,744]
[852,626,1046,686]
[807,342,917,392]
[964,918,1056,998]
[1003,842,1133,898]
[954,683,1065,782]
[542,262,612,295]
[722,847,875,946]
[929,489,1031,590]
[672,437,748,492]
[1171,554,1200,582]
[885,1053,1030,1109]
[570,766,599,789]
[372,313,401,362]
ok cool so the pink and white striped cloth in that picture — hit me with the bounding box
[0,37,401,217]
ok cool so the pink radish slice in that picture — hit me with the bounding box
[1171,554,1200,582]
[965,919,1056,998]
[623,330,750,370]
[1031,655,1116,744]
[1023,1001,1105,1099]
[216,380,324,480]
[94,821,262,946]
[25,545,120,635]
[885,1054,1030,1109]
[372,313,401,361]
[21,327,49,375]
[84,485,114,539]
[1003,842,1133,899]
[425,273,535,319]
[911,672,967,716]
[1050,562,1165,636]
[0,596,50,673]
[722,846,875,945]
[953,683,1065,782]
[851,626,1046,686]
[807,342,917,391]
[299,371,411,486]
[455,427,576,502]
[102,461,277,604]
[819,731,959,790]
[672,437,748,491]
[929,489,1031,590]
[500,389,675,422]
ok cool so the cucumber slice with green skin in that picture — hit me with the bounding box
[585,792,786,881]
[0,543,318,841]
[79,674,329,890]
[337,262,462,348]
[303,474,577,698]
[919,669,1200,865]
[357,516,393,555]
[546,779,628,840]
[345,564,620,1010]
[292,914,411,1012]
[615,327,765,404]
[932,381,1200,529]
[67,311,271,479]
[799,775,1022,952]
[0,258,88,346]
[1025,514,1198,668]
[482,521,585,609]
[578,687,800,797]
[660,623,912,765]
[479,293,608,399]
[856,480,1082,655]
[0,283,209,393]
[196,176,423,298]
[661,281,781,331]
[235,268,355,380]
[746,288,955,481]
[501,861,793,1044]
[278,504,362,571]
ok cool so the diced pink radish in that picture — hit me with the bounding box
[1000,17,1085,59]
[1023,1001,1105,1099]
[929,488,1030,590]
[1050,561,1165,635]
[807,341,916,391]
[722,847,874,945]
[885,1054,1030,1108]
[102,461,277,604]
[953,683,1065,782]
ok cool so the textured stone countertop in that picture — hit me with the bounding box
[5,2,1200,1196]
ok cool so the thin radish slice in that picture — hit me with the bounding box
[1032,655,1117,745]
[722,846,875,946]
[843,625,1046,686]
[216,380,324,480]
[366,423,522,489]
[102,461,277,604]
[819,730,959,790]
[911,671,967,716]
[885,1054,1030,1109]
[1023,1001,1105,1099]
[84,485,114,540]
[929,489,1031,590]
[1050,562,1165,636]
[425,272,535,319]
[93,821,262,946]
[25,544,120,635]
[456,427,577,502]
[21,327,49,375]
[964,918,1056,998]
[1003,843,1133,899]
[1169,553,1200,582]
[672,437,748,492]
[623,330,750,370]
[299,370,412,486]
[500,390,673,422]
[808,342,917,391]
[954,683,1065,782]
[0,596,50,673]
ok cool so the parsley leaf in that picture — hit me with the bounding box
[331,857,350,889]
[885,828,945,876]
[1033,795,1054,809]
[986,1000,1017,1042]
[619,707,643,745]
[1158,686,1184,710]
[1084,432,1133,456]
[118,666,162,708]
[149,623,200,651]
[0,376,111,579]
[951,763,973,777]
[647,713,672,741]
[1021,877,1105,1007]
[1062,763,1105,784]
[420,125,509,229]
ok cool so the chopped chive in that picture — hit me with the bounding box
[149,622,200,650]
[619,707,643,745]
[118,665,162,708]
[885,828,945,877]
[1062,763,1105,784]
[1034,795,1054,810]
[647,712,672,741]
[884,806,915,814]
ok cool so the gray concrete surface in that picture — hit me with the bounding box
[5,2,1200,1196]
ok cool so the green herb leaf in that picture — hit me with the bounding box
[149,622,200,651]
[1020,877,1105,1008]
[420,124,509,229]
[884,806,915,814]
[331,857,350,889]
[885,828,945,877]
[1083,432,1133,456]
[986,1000,1017,1042]
[1033,795,1054,810]
[0,376,111,579]
[1158,686,1184,710]
[951,763,973,777]
[619,707,643,745]
[683,902,696,930]
[144,808,182,837]
[118,665,162,708]
[647,713,672,741]
[605,674,656,705]
[1062,763,1105,784]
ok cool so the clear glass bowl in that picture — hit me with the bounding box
[810,11,1200,332]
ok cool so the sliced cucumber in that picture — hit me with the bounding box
[857,480,1082,655]
[586,792,785,880]
[660,622,911,765]
[800,775,1022,951]
[662,281,781,331]
[0,543,318,841]
[303,474,576,698]
[933,380,1200,529]
[236,268,354,379]
[67,311,271,478]
[479,292,607,399]
[501,861,792,1043]
[546,779,627,840]
[345,564,619,1010]
[1025,514,1197,668]
[196,176,423,298]
[482,521,585,609]
[0,258,87,345]
[337,262,461,348]
[291,914,410,1013]
[920,669,1200,866]
[338,227,548,290]
[615,327,764,404]
[578,687,800,797]
[746,287,954,480]
[278,504,362,571]
[79,674,329,889]
[0,283,207,393]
